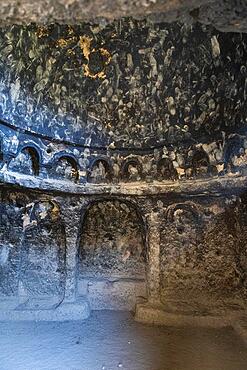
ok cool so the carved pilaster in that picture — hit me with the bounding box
[146,210,161,304]
[60,203,81,302]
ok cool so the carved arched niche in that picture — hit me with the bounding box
[157,158,178,181]
[121,159,143,182]
[9,146,40,176]
[21,200,66,299]
[223,136,246,174]
[165,202,202,237]
[88,159,113,183]
[0,192,29,297]
[191,147,211,177]
[160,202,203,303]
[79,199,146,279]
[53,156,79,182]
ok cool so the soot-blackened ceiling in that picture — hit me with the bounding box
[0,20,247,150]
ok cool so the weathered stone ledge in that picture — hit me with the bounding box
[1,169,246,196]
[135,302,240,328]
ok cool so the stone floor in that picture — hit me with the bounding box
[0,311,247,370]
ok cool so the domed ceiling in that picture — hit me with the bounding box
[0,19,247,150]
[0,1,247,151]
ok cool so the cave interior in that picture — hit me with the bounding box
[1,1,247,369]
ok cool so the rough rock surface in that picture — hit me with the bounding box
[79,200,146,278]
[0,191,66,298]
[1,1,247,33]
[0,1,247,322]
[1,21,247,150]
[0,185,247,314]
[160,196,247,310]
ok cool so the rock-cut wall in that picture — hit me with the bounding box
[0,186,247,314]
[0,18,247,315]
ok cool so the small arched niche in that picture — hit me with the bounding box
[54,156,79,182]
[166,202,201,236]
[9,146,40,176]
[87,159,112,183]
[121,159,142,181]
[191,147,210,177]
[157,158,178,181]
[223,136,244,173]
[160,202,203,305]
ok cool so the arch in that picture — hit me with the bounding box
[23,147,40,176]
[9,145,40,176]
[53,155,79,182]
[22,199,66,299]
[121,158,143,181]
[166,202,202,224]
[78,197,147,279]
[157,158,178,181]
[80,197,147,239]
[50,151,79,167]
[223,135,244,172]
[0,192,27,296]
[76,197,147,309]
[191,147,210,177]
[87,158,113,183]
[19,143,42,162]
[24,199,61,224]
[165,202,202,235]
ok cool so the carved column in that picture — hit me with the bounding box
[60,202,82,302]
[146,210,161,304]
